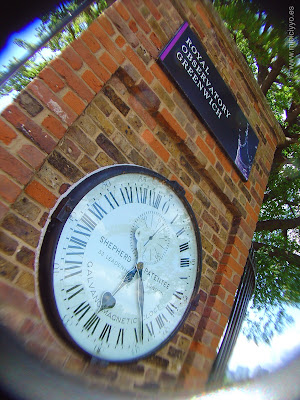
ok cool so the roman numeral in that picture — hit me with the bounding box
[176,227,185,237]
[149,190,162,209]
[116,328,124,346]
[74,302,91,321]
[173,291,184,300]
[120,187,133,204]
[83,313,100,334]
[136,187,147,204]
[99,323,112,342]
[180,258,190,267]
[134,327,139,343]
[146,322,154,337]
[171,214,178,224]
[156,313,167,329]
[179,242,189,252]
[80,213,97,232]
[88,202,107,221]
[64,264,82,279]
[68,236,87,250]
[66,284,84,300]
[104,192,119,210]
[166,303,177,316]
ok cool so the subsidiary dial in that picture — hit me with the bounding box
[131,211,171,264]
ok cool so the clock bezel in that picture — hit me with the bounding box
[38,164,202,364]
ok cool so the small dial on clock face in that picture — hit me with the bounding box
[39,166,201,363]
[130,211,171,264]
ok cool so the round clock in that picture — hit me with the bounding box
[38,164,202,363]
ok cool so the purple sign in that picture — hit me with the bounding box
[158,22,259,181]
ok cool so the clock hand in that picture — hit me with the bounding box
[96,266,137,313]
[135,228,144,342]
[143,224,164,247]
[136,261,144,342]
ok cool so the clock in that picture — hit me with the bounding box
[38,164,202,363]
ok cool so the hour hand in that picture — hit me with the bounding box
[96,266,137,313]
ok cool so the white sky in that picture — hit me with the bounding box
[229,307,300,374]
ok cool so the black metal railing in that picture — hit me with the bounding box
[207,245,257,389]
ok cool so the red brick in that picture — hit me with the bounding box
[226,294,235,307]
[233,273,241,287]
[185,189,194,204]
[17,144,46,169]
[98,14,115,36]
[63,91,86,115]
[205,134,216,150]
[39,67,65,93]
[99,52,118,74]
[0,119,17,145]
[195,3,212,28]
[0,175,22,203]
[212,298,231,317]
[28,79,77,126]
[89,21,125,64]
[215,146,232,173]
[123,0,151,33]
[214,275,238,296]
[42,115,66,139]
[196,136,216,165]
[210,285,226,300]
[116,35,126,48]
[25,180,58,208]
[129,20,138,33]
[72,39,112,84]
[128,95,157,130]
[144,0,161,20]
[222,253,245,276]
[216,264,232,279]
[0,147,33,185]
[115,2,130,20]
[159,108,187,140]
[142,129,170,162]
[190,342,216,360]
[2,104,56,153]
[224,244,239,259]
[245,202,259,226]
[150,32,162,49]
[61,46,83,70]
[190,16,205,40]
[123,46,153,84]
[81,31,101,53]
[136,31,159,58]
[82,70,103,93]
[51,58,94,102]
[150,64,173,93]
[206,320,223,336]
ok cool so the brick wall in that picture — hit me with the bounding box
[0,0,284,396]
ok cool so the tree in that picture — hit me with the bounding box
[0,0,107,97]
[214,0,300,344]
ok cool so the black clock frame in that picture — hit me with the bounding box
[38,164,202,364]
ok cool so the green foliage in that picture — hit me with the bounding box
[214,0,300,345]
[0,0,107,96]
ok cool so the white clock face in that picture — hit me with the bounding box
[41,166,201,362]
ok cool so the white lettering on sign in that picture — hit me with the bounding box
[176,37,231,120]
